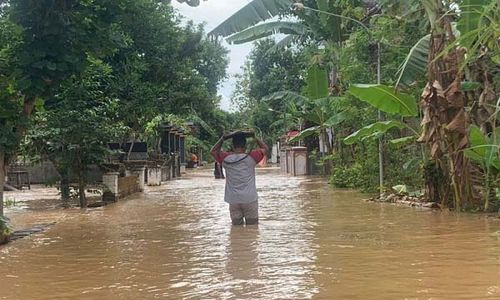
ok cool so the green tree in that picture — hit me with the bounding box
[232,38,306,142]
[25,59,127,208]
[0,0,124,215]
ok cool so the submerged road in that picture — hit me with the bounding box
[1,168,500,299]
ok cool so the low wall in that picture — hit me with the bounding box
[147,167,162,186]
[280,147,308,176]
[118,175,140,198]
[102,173,140,202]
[26,161,103,184]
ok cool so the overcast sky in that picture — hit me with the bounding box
[171,0,253,111]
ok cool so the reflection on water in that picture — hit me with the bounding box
[1,168,500,299]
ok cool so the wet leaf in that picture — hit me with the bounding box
[208,0,294,37]
[348,84,418,117]
[389,135,416,147]
[307,65,329,99]
[460,81,481,91]
[344,121,407,145]
[395,34,430,89]
[289,126,320,142]
[392,184,408,195]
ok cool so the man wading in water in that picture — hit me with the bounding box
[211,130,268,225]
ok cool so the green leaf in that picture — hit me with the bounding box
[324,111,347,127]
[35,98,45,112]
[464,148,486,163]
[422,0,440,30]
[395,35,430,89]
[226,21,308,45]
[316,0,329,26]
[208,0,293,38]
[344,121,407,145]
[464,125,500,170]
[46,62,57,71]
[468,125,487,155]
[460,81,481,91]
[457,0,487,36]
[389,135,416,147]
[392,184,408,195]
[348,84,418,117]
[307,65,329,99]
[403,157,421,171]
[289,126,320,142]
[266,35,303,54]
[262,90,308,106]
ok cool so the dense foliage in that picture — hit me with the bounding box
[225,0,499,211]
[0,0,229,211]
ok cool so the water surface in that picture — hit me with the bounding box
[1,168,499,299]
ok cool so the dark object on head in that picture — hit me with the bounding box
[232,132,247,149]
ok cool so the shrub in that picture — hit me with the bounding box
[0,216,12,240]
[329,164,363,189]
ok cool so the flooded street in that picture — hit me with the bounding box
[1,168,500,299]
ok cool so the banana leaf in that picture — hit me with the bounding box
[226,21,308,45]
[288,126,319,142]
[208,0,294,38]
[348,84,418,117]
[395,34,430,89]
[344,121,407,145]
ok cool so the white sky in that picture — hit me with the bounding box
[171,0,253,111]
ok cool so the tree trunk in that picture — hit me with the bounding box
[0,150,5,217]
[321,128,333,175]
[78,172,87,208]
[76,157,87,208]
[419,10,473,209]
[127,134,135,161]
[60,168,70,206]
[14,98,36,141]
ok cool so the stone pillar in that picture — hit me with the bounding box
[169,131,176,154]
[280,150,286,172]
[160,125,172,155]
[286,149,292,174]
[170,153,179,178]
[291,146,308,176]
[271,144,278,164]
[126,164,145,192]
[180,134,187,174]
[102,172,119,202]
[147,167,162,186]
[161,165,169,181]
[169,155,175,179]
[174,132,179,152]
[176,154,181,177]
[179,135,186,164]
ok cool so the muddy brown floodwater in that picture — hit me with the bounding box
[1,168,500,299]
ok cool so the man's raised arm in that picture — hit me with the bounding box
[255,137,269,156]
[210,135,225,159]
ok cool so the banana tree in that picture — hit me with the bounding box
[342,83,419,193]
[264,65,346,154]
[388,0,498,209]
[343,84,419,146]
[417,0,494,209]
